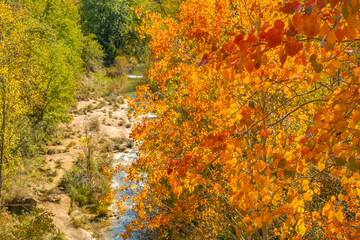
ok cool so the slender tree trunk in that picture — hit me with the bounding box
[0,79,6,201]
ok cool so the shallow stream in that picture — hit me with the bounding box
[105,148,144,239]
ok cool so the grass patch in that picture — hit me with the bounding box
[119,76,144,96]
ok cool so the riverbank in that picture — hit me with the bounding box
[36,95,134,239]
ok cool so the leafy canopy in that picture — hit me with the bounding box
[124,0,360,239]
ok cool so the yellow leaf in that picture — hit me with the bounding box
[312,211,320,220]
[317,160,325,171]
[263,195,271,204]
[298,222,306,236]
[304,189,313,201]
[302,179,310,191]
[335,211,344,223]
[243,216,251,223]
[284,151,292,161]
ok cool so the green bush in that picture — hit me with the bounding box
[108,56,132,77]
[0,207,57,240]
[59,157,111,211]
[95,204,109,217]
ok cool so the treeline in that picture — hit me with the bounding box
[0,0,88,200]
[0,0,152,202]
[0,0,96,238]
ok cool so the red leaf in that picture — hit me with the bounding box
[279,48,288,65]
[335,28,345,42]
[274,20,285,30]
[198,53,210,67]
[283,2,296,14]
[283,1,301,14]
[266,28,282,48]
[299,136,309,144]
[234,33,245,44]
[316,0,326,9]
[305,0,315,8]
[330,0,339,8]
[285,40,303,57]
[246,34,258,44]
[286,24,298,37]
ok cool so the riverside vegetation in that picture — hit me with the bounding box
[4,0,360,240]
[0,0,148,239]
[122,0,360,239]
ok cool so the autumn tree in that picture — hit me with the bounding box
[0,2,41,199]
[123,0,360,239]
[0,0,96,200]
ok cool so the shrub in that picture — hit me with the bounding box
[0,207,57,240]
[95,204,109,217]
[108,56,132,77]
[59,158,111,208]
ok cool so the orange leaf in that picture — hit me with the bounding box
[326,30,336,44]
[347,15,360,29]
[246,34,258,44]
[223,69,231,82]
[335,28,345,42]
[292,13,302,30]
[285,40,303,57]
[345,26,356,41]
[244,59,254,73]
[317,160,325,171]
[279,47,288,65]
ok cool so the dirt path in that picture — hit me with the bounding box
[37,98,132,240]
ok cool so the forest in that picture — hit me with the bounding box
[1,0,360,239]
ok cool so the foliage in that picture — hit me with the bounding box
[0,1,42,198]
[19,0,85,126]
[140,0,183,16]
[109,56,133,77]
[82,34,105,74]
[79,0,146,63]
[125,0,360,239]
[59,127,112,213]
[60,156,111,208]
[0,207,57,240]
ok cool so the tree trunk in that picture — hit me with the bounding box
[0,80,6,201]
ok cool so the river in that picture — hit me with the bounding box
[105,148,146,240]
